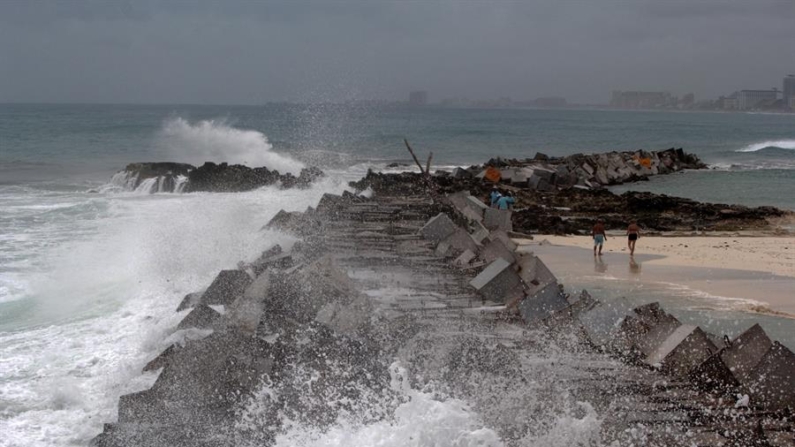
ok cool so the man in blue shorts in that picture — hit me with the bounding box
[592,218,607,256]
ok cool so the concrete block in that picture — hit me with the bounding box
[452,167,472,179]
[577,298,633,351]
[447,192,484,222]
[688,351,740,393]
[419,213,457,243]
[227,274,270,334]
[488,230,517,251]
[117,390,161,423]
[469,258,521,303]
[177,304,222,330]
[251,252,293,276]
[480,237,516,264]
[454,249,476,266]
[483,208,512,232]
[645,325,717,377]
[143,344,179,372]
[745,342,795,411]
[635,313,681,358]
[581,163,594,176]
[721,323,772,385]
[519,282,568,326]
[176,291,203,311]
[516,254,556,296]
[434,240,451,257]
[442,227,480,254]
[470,220,490,243]
[200,270,253,306]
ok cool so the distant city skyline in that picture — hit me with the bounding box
[1,1,793,105]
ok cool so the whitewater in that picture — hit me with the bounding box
[2,106,795,446]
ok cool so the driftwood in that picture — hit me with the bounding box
[404,139,426,175]
[425,152,433,177]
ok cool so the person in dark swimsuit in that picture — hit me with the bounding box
[627,220,640,256]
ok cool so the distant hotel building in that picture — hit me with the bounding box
[737,89,778,110]
[784,75,795,110]
[610,91,673,109]
[408,91,428,106]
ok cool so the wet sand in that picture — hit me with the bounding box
[516,237,795,348]
[516,236,795,315]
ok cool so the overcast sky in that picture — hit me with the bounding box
[1,0,793,105]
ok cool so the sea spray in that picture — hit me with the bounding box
[159,117,305,173]
[0,175,349,447]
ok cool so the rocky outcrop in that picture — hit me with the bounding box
[108,162,324,194]
[350,149,791,235]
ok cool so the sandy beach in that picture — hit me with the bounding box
[515,235,795,323]
[532,234,795,278]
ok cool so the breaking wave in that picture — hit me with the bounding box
[159,118,305,173]
[736,140,795,153]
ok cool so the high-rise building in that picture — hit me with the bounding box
[737,89,778,110]
[408,91,428,106]
[784,75,795,110]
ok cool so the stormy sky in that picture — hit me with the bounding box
[1,0,793,105]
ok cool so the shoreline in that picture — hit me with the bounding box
[519,234,795,318]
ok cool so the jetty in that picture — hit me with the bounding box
[92,150,795,446]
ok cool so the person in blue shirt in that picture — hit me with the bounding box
[489,188,502,208]
[496,192,516,210]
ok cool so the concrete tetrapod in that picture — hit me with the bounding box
[644,324,717,377]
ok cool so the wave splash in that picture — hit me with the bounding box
[159,118,305,174]
[736,140,795,153]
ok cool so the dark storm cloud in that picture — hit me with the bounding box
[1,0,793,104]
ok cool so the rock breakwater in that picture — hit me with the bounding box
[92,178,795,445]
[108,162,324,193]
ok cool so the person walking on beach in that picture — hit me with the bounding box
[496,191,516,210]
[490,188,502,208]
[592,218,607,256]
[627,220,641,256]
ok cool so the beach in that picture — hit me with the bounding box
[518,235,795,326]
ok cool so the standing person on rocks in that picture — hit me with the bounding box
[592,218,607,256]
[496,191,516,210]
[627,220,641,256]
[490,187,502,208]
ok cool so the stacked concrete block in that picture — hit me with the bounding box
[470,220,490,243]
[480,237,516,264]
[441,227,481,255]
[454,249,476,266]
[199,270,253,307]
[516,254,556,296]
[177,304,222,330]
[447,192,485,223]
[419,213,458,243]
[645,325,717,377]
[469,258,522,303]
[518,282,569,326]
[577,298,634,352]
[721,323,772,385]
[745,342,795,410]
[483,208,512,232]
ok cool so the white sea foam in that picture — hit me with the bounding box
[736,139,795,152]
[159,117,305,173]
[271,361,504,447]
[0,175,349,446]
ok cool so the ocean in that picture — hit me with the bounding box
[1,103,794,446]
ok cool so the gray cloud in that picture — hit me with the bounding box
[1,0,793,104]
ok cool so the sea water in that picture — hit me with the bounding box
[1,104,794,446]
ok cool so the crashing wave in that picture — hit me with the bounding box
[736,140,795,153]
